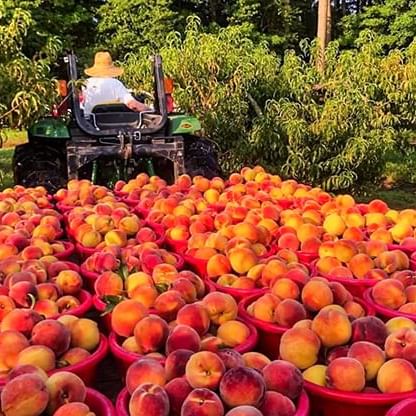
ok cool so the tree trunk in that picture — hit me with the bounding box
[326,0,332,45]
[317,0,329,71]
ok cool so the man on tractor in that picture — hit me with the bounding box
[82,51,149,116]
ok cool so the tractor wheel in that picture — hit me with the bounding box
[184,138,222,179]
[13,144,67,193]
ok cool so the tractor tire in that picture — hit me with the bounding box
[13,144,67,193]
[184,138,222,179]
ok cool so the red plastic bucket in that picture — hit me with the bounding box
[305,380,416,416]
[363,288,416,322]
[133,205,150,219]
[386,398,416,416]
[238,292,372,360]
[108,317,257,375]
[85,388,116,416]
[141,252,185,274]
[183,253,208,278]
[93,295,113,333]
[80,265,100,292]
[116,387,309,416]
[55,202,75,213]
[54,241,75,260]
[75,242,100,261]
[164,236,187,254]
[297,251,318,266]
[206,278,268,302]
[388,244,416,256]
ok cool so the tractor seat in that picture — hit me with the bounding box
[90,103,140,130]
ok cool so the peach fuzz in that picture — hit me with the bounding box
[249,293,280,322]
[301,279,333,312]
[0,330,29,371]
[111,299,148,337]
[377,358,416,393]
[181,388,224,416]
[16,345,56,372]
[128,383,170,416]
[94,271,124,297]
[70,318,100,351]
[386,316,416,334]
[176,303,210,336]
[351,316,387,347]
[226,406,262,416]
[134,314,169,354]
[274,299,307,327]
[126,358,166,394]
[260,391,296,416]
[347,341,385,381]
[31,319,70,356]
[46,371,87,414]
[271,278,300,300]
[201,292,238,325]
[185,351,226,389]
[0,309,42,337]
[228,247,258,275]
[217,320,250,347]
[315,257,342,275]
[302,364,327,386]
[164,377,192,416]
[166,324,201,354]
[53,402,94,416]
[219,366,266,408]
[279,327,321,369]
[327,357,365,392]
[242,352,271,370]
[0,374,49,416]
[372,279,407,309]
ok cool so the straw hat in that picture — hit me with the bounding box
[84,51,124,77]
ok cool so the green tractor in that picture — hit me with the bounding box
[13,52,221,192]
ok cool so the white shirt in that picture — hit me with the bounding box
[81,77,134,116]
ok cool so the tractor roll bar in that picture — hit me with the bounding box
[67,52,168,137]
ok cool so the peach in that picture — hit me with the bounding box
[56,295,81,313]
[217,320,250,347]
[301,279,333,312]
[385,328,416,364]
[374,251,400,274]
[0,295,15,321]
[259,391,296,416]
[181,388,224,416]
[165,377,193,416]
[323,213,346,236]
[0,308,42,337]
[152,264,178,286]
[128,383,169,416]
[279,327,321,369]
[176,303,210,336]
[351,316,387,347]
[334,240,358,263]
[274,299,307,327]
[79,230,102,248]
[31,319,71,356]
[94,271,123,297]
[327,357,365,392]
[53,402,93,416]
[59,347,91,366]
[104,229,128,246]
[55,270,83,295]
[154,290,185,321]
[165,349,194,381]
[311,306,352,348]
[201,292,238,325]
[57,314,79,331]
[329,281,352,305]
[122,337,141,353]
[166,324,201,354]
[349,253,374,279]
[302,364,327,386]
[377,358,416,393]
[219,366,266,408]
[225,406,262,416]
[170,278,197,303]
[343,300,365,319]
[9,281,37,308]
[134,314,169,354]
[7,364,48,383]
[111,299,148,337]
[278,233,300,251]
[386,316,416,334]
[316,257,342,275]
[185,351,226,389]
[347,341,385,381]
[216,349,244,370]
[16,345,56,372]
[0,330,30,371]
[406,285,416,302]
[399,303,416,314]
[271,278,300,300]
[70,318,100,351]
[37,282,61,301]
[243,352,271,370]
[129,284,159,309]
[263,360,303,399]
[372,279,406,310]
[46,371,87,414]
[228,247,258,274]
[1,374,49,416]
[261,259,288,287]
[206,254,231,278]
[126,358,166,394]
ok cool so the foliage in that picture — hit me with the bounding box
[96,0,180,59]
[0,4,60,130]
[340,0,416,49]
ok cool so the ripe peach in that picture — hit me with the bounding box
[301,279,334,312]
[134,314,169,354]
[153,290,185,321]
[217,320,250,347]
[129,383,170,416]
[349,253,375,279]
[0,295,15,321]
[259,391,296,416]
[274,299,307,327]
[242,352,271,371]
[351,316,387,347]
[55,270,83,295]
[323,213,346,236]
[206,254,231,278]
[185,351,226,389]
[279,327,321,369]
[201,292,238,325]
[225,406,262,416]
[0,330,30,371]
[316,257,342,275]
[70,318,100,351]
[9,281,37,308]
[170,278,197,303]
[31,319,70,356]
[385,328,416,364]
[372,279,407,310]
[347,341,385,381]
[94,271,124,297]
[126,358,166,394]
[37,282,61,301]
[53,402,93,416]
[1,374,49,416]
[327,357,365,392]
[263,360,303,400]
[0,308,42,337]
[165,324,201,354]
[219,366,266,408]
[302,364,327,386]
[46,371,87,414]
[399,303,416,314]
[311,306,352,348]
[377,358,416,393]
[111,299,148,337]
[59,347,91,366]
[165,377,193,416]
[228,247,258,275]
[7,364,48,383]
[271,278,300,300]
[386,316,416,334]
[16,345,56,372]
[176,303,210,336]
[181,388,224,416]
[329,281,352,305]
[374,251,400,274]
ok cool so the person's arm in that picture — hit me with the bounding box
[115,80,150,112]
